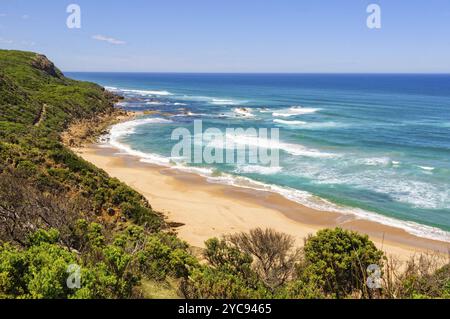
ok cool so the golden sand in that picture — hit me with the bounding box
[72,144,450,261]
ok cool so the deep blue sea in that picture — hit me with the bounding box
[68,73,450,241]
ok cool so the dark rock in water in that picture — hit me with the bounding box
[103,89,124,102]
[31,54,63,78]
[125,97,145,102]
[107,208,116,216]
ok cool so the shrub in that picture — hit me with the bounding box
[180,266,269,299]
[0,230,78,299]
[302,228,385,298]
[227,228,301,291]
[137,233,197,281]
[119,201,161,230]
[394,254,450,299]
[204,238,253,275]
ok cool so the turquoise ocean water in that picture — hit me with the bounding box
[68,73,450,241]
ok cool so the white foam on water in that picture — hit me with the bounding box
[277,142,336,158]
[171,112,207,117]
[108,117,173,166]
[103,118,450,243]
[258,108,273,113]
[176,94,245,106]
[274,119,308,125]
[125,89,173,96]
[356,157,392,167]
[104,86,172,96]
[235,165,283,175]
[389,181,446,209]
[198,132,337,159]
[233,108,255,117]
[303,162,449,211]
[273,106,321,117]
[205,172,450,243]
[211,99,240,105]
[110,118,173,137]
[274,120,347,129]
[174,165,215,176]
[230,134,336,158]
[419,166,435,171]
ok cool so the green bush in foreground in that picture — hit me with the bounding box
[181,228,385,299]
[1,225,448,299]
[302,228,385,298]
[394,256,450,299]
[0,225,196,299]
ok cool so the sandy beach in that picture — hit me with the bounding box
[73,143,450,261]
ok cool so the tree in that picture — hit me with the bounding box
[394,254,450,299]
[204,238,254,276]
[0,171,89,247]
[0,224,197,299]
[302,228,384,298]
[180,266,268,299]
[227,228,301,291]
[0,229,78,299]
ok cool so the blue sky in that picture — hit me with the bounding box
[1,0,450,72]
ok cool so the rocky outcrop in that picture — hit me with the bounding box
[31,54,63,78]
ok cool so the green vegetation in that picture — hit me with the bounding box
[0,49,448,299]
[302,228,384,298]
[0,50,160,229]
[180,228,449,299]
[0,49,187,298]
[0,224,196,299]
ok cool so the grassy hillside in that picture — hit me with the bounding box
[0,50,448,299]
[0,50,196,298]
[0,50,160,228]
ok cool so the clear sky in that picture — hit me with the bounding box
[1,0,449,73]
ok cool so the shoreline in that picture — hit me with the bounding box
[73,141,450,260]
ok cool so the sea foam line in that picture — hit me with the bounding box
[221,133,337,158]
[105,119,450,243]
[108,118,173,166]
[197,132,336,159]
[274,119,347,130]
[206,173,450,243]
[106,85,246,106]
[273,106,321,117]
[105,86,172,96]
[274,119,308,125]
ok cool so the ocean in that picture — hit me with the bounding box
[67,72,450,242]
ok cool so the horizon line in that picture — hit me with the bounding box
[64,71,450,75]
